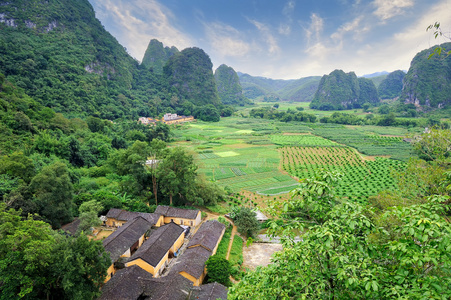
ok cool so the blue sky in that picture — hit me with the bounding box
[88,0,451,79]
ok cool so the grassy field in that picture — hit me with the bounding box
[171,115,416,200]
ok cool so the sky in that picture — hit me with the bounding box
[88,0,451,79]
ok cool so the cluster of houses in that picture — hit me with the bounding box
[138,113,194,126]
[98,206,227,300]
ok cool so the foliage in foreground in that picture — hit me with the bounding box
[229,168,451,299]
[0,204,110,300]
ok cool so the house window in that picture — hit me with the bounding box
[180,220,183,225]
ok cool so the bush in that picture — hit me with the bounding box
[205,255,232,286]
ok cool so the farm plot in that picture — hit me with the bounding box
[270,134,338,146]
[280,146,405,203]
[310,124,414,161]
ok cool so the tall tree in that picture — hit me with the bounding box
[156,147,197,205]
[148,138,167,205]
[30,161,74,228]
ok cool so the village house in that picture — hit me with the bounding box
[187,219,226,253]
[154,205,202,227]
[99,264,227,300]
[171,220,226,286]
[125,222,185,277]
[162,113,194,125]
[102,216,152,281]
[189,282,228,300]
[138,113,194,126]
[170,247,212,287]
[105,208,164,228]
[60,217,81,235]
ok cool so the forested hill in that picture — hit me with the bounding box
[310,69,379,110]
[378,70,405,100]
[214,64,250,106]
[401,42,451,108]
[0,0,229,121]
[0,0,140,118]
[141,39,179,74]
[238,73,321,102]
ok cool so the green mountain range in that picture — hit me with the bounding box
[401,43,451,108]
[0,0,225,122]
[238,73,321,102]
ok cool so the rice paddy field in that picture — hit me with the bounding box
[171,116,416,202]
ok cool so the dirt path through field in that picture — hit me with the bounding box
[226,225,237,260]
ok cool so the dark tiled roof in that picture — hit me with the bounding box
[188,220,225,252]
[189,282,228,300]
[61,217,80,235]
[99,265,152,300]
[103,216,151,262]
[143,273,193,300]
[170,247,211,280]
[106,208,162,226]
[128,222,184,267]
[155,206,200,220]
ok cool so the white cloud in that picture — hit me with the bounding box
[278,23,291,35]
[278,0,296,36]
[249,19,281,54]
[92,0,192,60]
[304,13,324,46]
[331,16,370,45]
[372,0,414,21]
[204,22,251,58]
[283,0,296,16]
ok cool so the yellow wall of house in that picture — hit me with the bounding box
[105,218,126,227]
[126,259,155,275]
[138,235,145,248]
[104,264,115,282]
[126,253,169,278]
[170,233,185,254]
[179,268,207,287]
[179,271,201,286]
[155,215,164,227]
[211,227,225,255]
[163,212,201,227]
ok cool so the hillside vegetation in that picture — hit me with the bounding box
[214,64,250,106]
[238,73,321,102]
[310,70,379,110]
[401,42,451,108]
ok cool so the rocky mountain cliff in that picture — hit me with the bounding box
[401,43,451,108]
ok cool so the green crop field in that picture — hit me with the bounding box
[171,117,414,199]
[280,146,405,203]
